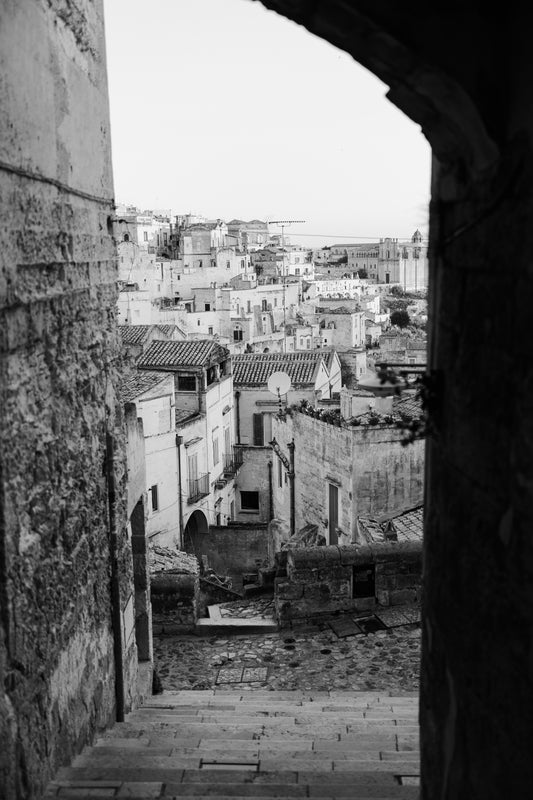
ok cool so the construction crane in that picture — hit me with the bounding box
[267,220,306,352]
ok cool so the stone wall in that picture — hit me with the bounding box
[0,2,137,797]
[272,412,424,543]
[275,542,422,625]
[234,445,272,523]
[187,523,273,590]
[151,572,199,634]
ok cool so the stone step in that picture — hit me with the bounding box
[44,691,419,799]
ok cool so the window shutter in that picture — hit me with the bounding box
[253,413,264,446]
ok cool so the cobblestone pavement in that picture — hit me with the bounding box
[153,606,421,693]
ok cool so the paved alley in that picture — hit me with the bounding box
[153,605,421,693]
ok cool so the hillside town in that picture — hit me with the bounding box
[117,206,428,661]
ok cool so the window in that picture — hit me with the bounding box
[205,303,211,311]
[197,319,201,326]
[240,491,259,511]
[233,327,243,342]
[123,233,129,242]
[208,326,213,335]
[212,434,219,465]
[247,301,251,313]
[278,459,283,488]
[241,259,245,269]
[177,374,196,392]
[261,299,267,311]
[253,413,264,446]
[164,233,168,245]
[295,268,300,276]
[150,484,158,511]
[226,260,231,269]
[143,232,148,241]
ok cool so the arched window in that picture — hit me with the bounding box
[123,233,129,242]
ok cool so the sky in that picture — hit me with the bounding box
[103,0,431,248]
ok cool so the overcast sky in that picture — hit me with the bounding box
[103,0,431,247]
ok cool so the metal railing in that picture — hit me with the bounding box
[223,445,244,476]
[187,473,210,504]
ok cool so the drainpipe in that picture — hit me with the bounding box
[176,435,184,549]
[288,438,295,538]
[235,391,241,444]
[268,460,273,521]
[105,432,125,723]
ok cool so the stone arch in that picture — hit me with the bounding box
[256,1,498,178]
[183,509,209,544]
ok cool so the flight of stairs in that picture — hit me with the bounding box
[44,690,420,798]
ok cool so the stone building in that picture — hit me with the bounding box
[136,340,239,544]
[270,397,425,547]
[121,370,181,548]
[232,351,342,525]
[3,2,533,798]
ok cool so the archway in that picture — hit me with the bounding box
[183,509,209,556]
[252,3,531,798]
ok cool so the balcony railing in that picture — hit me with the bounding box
[187,473,210,504]
[223,445,244,476]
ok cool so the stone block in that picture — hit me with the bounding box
[275,581,304,600]
[353,597,377,612]
[376,589,390,606]
[389,589,419,606]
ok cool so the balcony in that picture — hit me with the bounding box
[223,445,244,477]
[187,473,210,504]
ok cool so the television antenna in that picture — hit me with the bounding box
[268,220,306,352]
[267,371,292,414]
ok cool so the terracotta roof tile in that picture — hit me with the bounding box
[121,370,170,404]
[119,325,156,345]
[359,505,424,544]
[233,351,325,387]
[137,340,229,370]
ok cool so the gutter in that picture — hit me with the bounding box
[105,432,125,723]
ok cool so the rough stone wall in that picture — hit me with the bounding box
[151,573,199,635]
[272,412,424,543]
[0,2,136,797]
[187,523,272,590]
[275,542,422,625]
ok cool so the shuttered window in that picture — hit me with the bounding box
[253,413,264,446]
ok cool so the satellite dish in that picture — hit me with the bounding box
[267,371,292,397]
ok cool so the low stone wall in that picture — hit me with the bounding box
[275,542,422,625]
[187,523,272,590]
[151,572,199,634]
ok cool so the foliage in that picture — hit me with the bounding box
[390,309,411,328]
[357,268,368,279]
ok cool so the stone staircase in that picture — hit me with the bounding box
[44,690,420,799]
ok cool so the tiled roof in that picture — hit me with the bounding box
[175,409,200,426]
[121,370,170,403]
[119,325,155,345]
[233,352,325,387]
[358,505,423,544]
[119,323,183,345]
[393,392,423,418]
[137,340,229,370]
